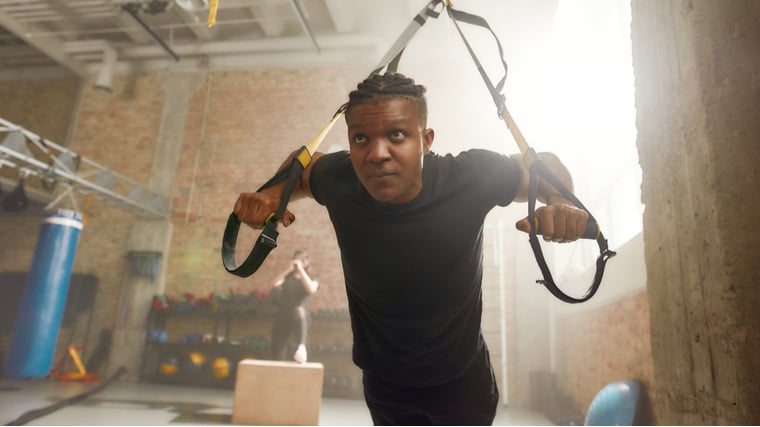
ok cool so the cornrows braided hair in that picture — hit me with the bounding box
[344,72,428,127]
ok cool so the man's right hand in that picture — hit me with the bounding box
[233,191,296,229]
[233,149,322,230]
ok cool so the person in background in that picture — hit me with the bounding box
[235,72,588,425]
[270,248,318,363]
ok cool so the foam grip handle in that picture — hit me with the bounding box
[533,217,600,240]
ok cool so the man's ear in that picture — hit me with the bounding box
[422,128,435,154]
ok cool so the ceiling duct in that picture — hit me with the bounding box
[94,45,118,92]
[176,0,209,12]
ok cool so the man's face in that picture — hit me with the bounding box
[346,99,434,204]
[295,254,309,267]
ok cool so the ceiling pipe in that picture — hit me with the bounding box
[63,40,119,92]
[121,3,180,62]
[175,0,209,12]
[94,44,117,93]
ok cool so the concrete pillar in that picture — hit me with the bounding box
[149,71,207,197]
[110,71,206,380]
[631,1,760,424]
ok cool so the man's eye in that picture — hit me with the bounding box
[390,130,405,141]
[353,135,367,144]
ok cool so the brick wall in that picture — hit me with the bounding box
[554,290,656,422]
[0,78,80,144]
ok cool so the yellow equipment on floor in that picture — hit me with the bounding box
[49,345,100,382]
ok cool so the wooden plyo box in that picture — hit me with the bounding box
[232,359,325,425]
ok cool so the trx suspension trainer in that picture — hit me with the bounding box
[222,0,616,304]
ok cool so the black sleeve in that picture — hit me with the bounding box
[457,149,521,207]
[309,150,351,206]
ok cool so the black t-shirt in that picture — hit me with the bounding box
[278,272,312,311]
[310,149,520,386]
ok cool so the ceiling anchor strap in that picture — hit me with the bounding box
[207,0,219,27]
[445,3,616,303]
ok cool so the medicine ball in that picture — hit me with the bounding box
[184,351,207,374]
[159,353,180,376]
[210,357,231,379]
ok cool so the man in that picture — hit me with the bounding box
[270,247,318,363]
[234,73,588,425]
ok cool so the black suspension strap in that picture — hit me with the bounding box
[222,0,444,277]
[445,3,616,303]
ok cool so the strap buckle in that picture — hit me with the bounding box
[258,221,279,250]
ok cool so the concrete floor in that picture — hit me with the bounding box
[0,378,554,426]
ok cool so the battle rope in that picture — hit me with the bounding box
[221,0,445,277]
[444,3,616,303]
[5,366,127,426]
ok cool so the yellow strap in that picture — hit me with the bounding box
[207,0,219,27]
[305,108,346,156]
[296,148,312,168]
[264,212,277,224]
[500,105,530,155]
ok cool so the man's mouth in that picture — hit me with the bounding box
[367,171,396,179]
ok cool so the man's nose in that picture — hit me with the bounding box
[366,139,391,163]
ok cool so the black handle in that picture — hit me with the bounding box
[532,217,600,240]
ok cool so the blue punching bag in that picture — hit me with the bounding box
[5,209,83,379]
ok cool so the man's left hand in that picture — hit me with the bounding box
[515,201,589,243]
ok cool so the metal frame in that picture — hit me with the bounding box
[0,116,169,218]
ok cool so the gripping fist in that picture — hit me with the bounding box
[516,202,589,243]
[233,191,296,229]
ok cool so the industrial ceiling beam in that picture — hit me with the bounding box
[113,12,154,43]
[249,2,287,38]
[115,33,377,58]
[172,5,214,41]
[289,0,320,53]
[0,7,89,77]
[323,0,354,33]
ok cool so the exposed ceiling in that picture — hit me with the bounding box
[0,0,421,80]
